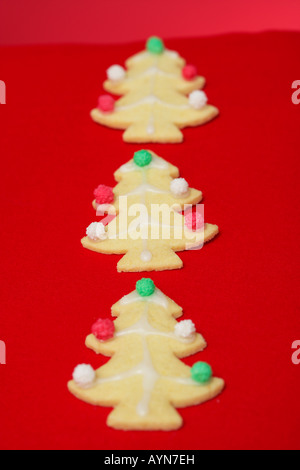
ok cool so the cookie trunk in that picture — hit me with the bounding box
[117,246,183,272]
[107,401,183,431]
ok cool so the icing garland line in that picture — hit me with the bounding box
[119,154,169,172]
[147,56,158,136]
[129,49,179,64]
[117,95,190,113]
[120,288,169,309]
[111,155,198,258]
[91,303,200,417]
[115,53,190,135]
[126,66,178,81]
[116,296,194,344]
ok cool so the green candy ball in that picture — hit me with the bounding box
[146,36,165,55]
[136,278,155,297]
[133,150,152,167]
[191,362,212,383]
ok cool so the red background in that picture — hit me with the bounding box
[0,0,300,45]
[0,32,300,450]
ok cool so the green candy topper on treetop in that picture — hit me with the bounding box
[133,149,153,167]
[146,36,165,55]
[136,278,156,297]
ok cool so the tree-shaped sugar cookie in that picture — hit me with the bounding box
[91,36,219,143]
[68,279,224,431]
[82,150,219,272]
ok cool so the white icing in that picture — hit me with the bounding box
[77,303,200,415]
[116,304,194,343]
[86,222,107,241]
[146,57,158,136]
[140,250,152,262]
[130,49,179,63]
[118,50,185,136]
[107,64,126,82]
[93,365,201,412]
[95,332,159,417]
[93,305,159,416]
[114,155,197,257]
[73,364,96,388]
[120,288,169,309]
[95,366,138,385]
[147,115,155,135]
[126,182,168,196]
[116,306,162,336]
[129,51,149,63]
[136,335,159,416]
[117,94,189,112]
[189,90,208,109]
[115,303,197,415]
[127,66,177,82]
[166,376,200,386]
[165,49,180,59]
[117,156,168,262]
[142,66,176,79]
[147,123,155,135]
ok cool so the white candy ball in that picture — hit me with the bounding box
[86,222,107,241]
[73,364,96,387]
[189,90,208,109]
[170,178,189,197]
[175,320,196,339]
[107,65,126,82]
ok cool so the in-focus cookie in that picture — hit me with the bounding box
[82,150,219,272]
[68,279,225,431]
[91,36,219,143]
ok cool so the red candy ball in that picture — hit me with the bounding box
[97,94,115,112]
[185,211,204,231]
[93,185,114,205]
[182,64,198,81]
[91,318,115,341]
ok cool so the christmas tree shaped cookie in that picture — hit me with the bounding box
[91,36,219,143]
[68,279,224,431]
[82,150,219,272]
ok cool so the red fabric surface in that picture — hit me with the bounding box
[0,33,300,450]
[1,0,300,45]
